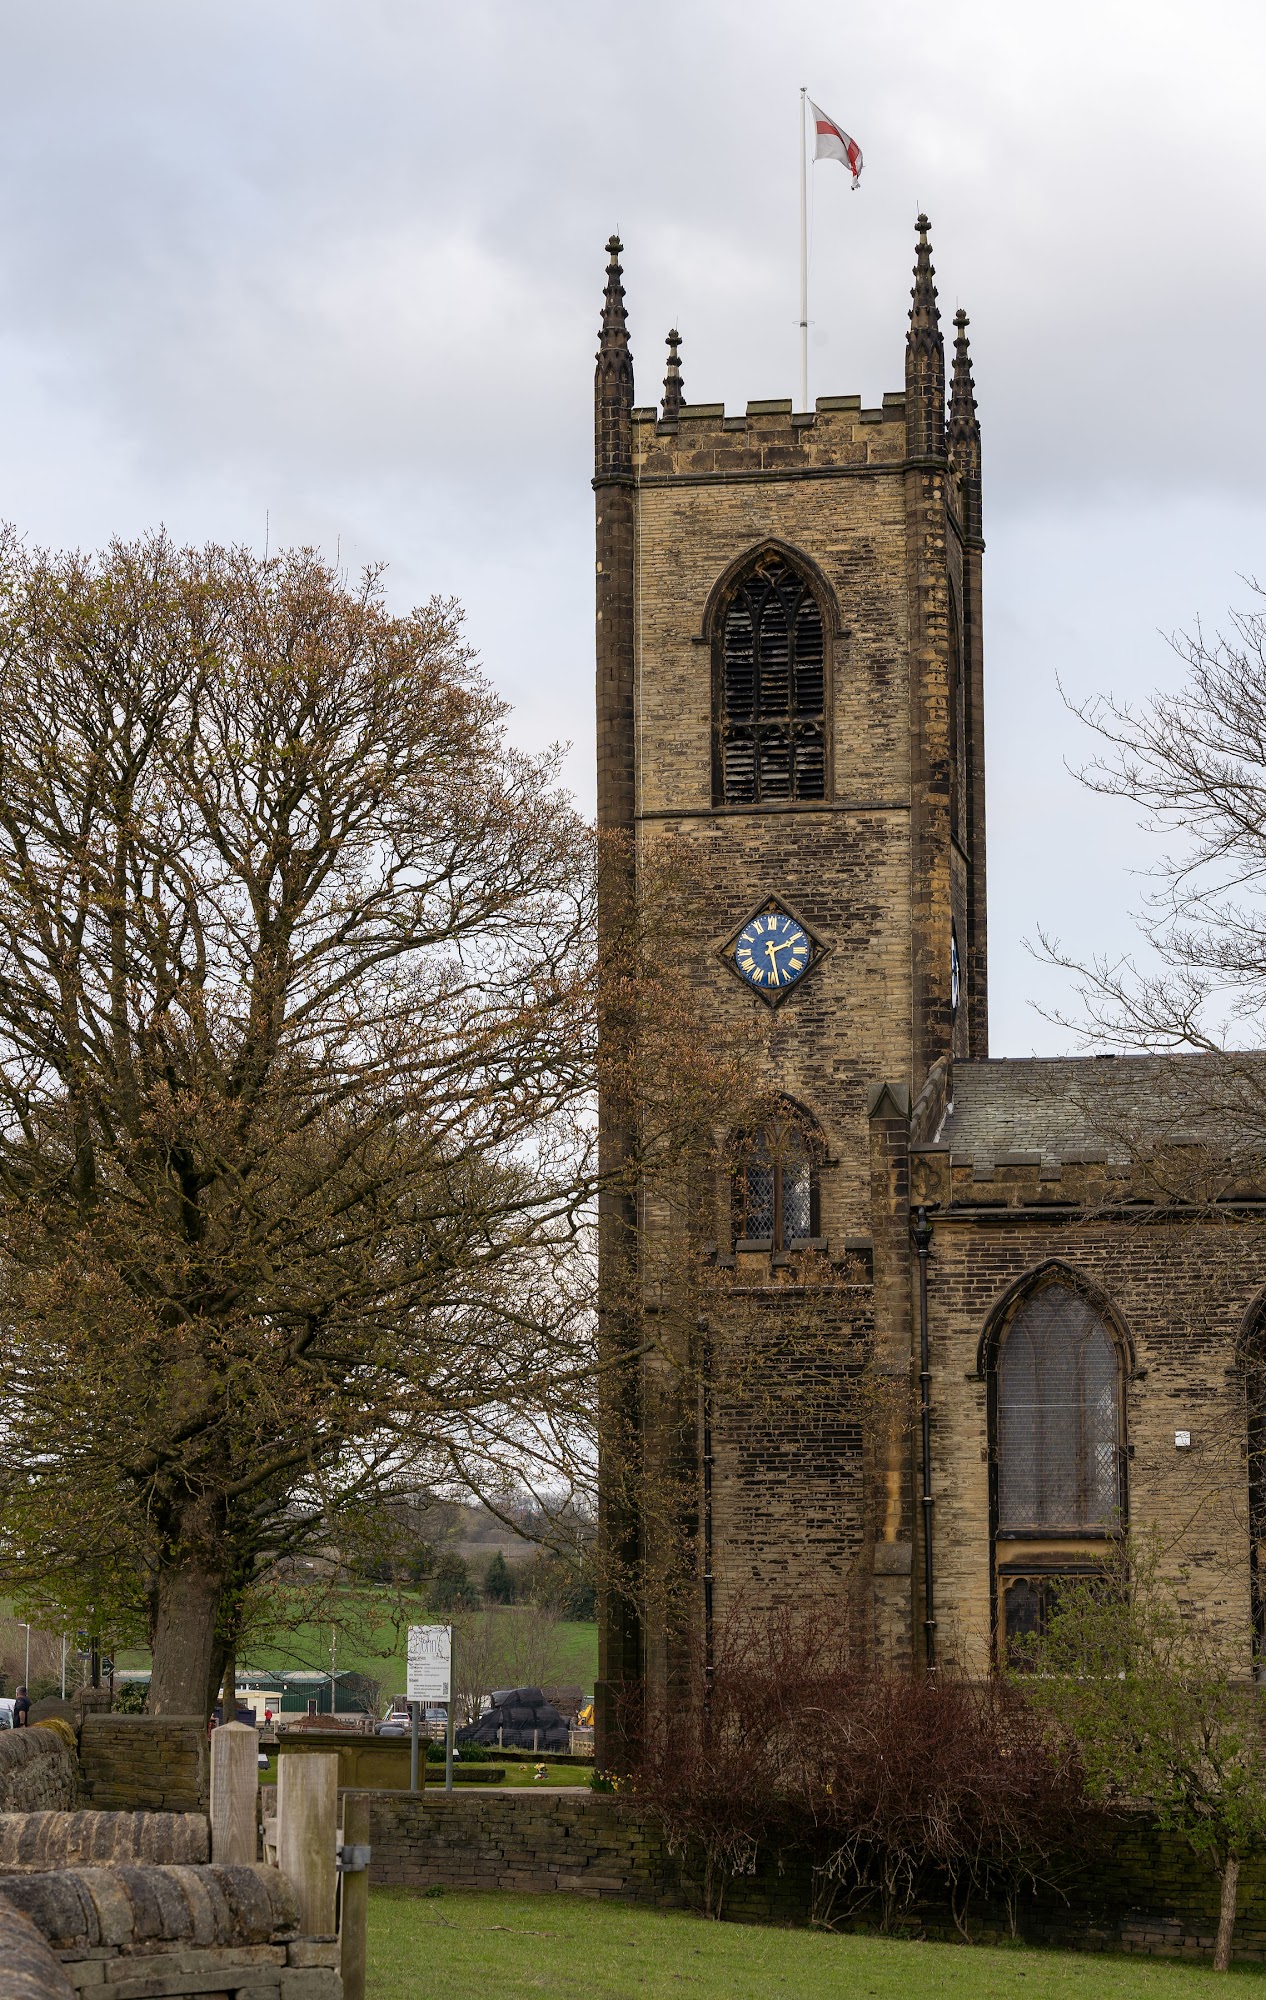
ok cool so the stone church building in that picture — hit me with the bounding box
[592,221,1266,1749]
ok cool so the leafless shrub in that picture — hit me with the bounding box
[629,1612,1085,1932]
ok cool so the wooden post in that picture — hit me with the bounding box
[210,1721,259,1864]
[277,1751,338,1936]
[339,1792,371,2000]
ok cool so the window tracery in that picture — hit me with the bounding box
[990,1273,1126,1660]
[996,1280,1122,1532]
[716,555,826,806]
[1243,1320,1266,1664]
[731,1106,820,1250]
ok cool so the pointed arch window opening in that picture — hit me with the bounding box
[716,556,827,806]
[995,1280,1125,1536]
[732,1110,821,1251]
[1243,1326,1266,1665]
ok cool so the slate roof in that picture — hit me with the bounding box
[928,1056,1266,1171]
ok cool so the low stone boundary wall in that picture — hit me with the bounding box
[0,1895,74,2000]
[360,1791,683,1905]
[0,1862,339,1999]
[357,1788,1266,1960]
[0,1728,81,1813]
[0,1811,208,1868]
[78,1716,207,1813]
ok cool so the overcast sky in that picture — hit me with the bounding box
[1,0,1262,1053]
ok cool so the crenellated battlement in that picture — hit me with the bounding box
[911,1142,1266,1212]
[631,392,912,484]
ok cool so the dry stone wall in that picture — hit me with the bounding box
[362,1789,1266,1959]
[0,1728,80,1812]
[0,1811,208,1868]
[78,1716,207,1814]
[0,1861,338,2000]
[0,1894,75,2000]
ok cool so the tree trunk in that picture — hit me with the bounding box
[1214,1852,1240,1972]
[221,1642,237,1724]
[148,1560,225,1719]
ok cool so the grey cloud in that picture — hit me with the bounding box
[0,0,1262,1053]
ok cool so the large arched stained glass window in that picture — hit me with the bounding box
[1243,1323,1266,1663]
[717,555,826,806]
[996,1279,1123,1533]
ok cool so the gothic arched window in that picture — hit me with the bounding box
[715,554,826,806]
[996,1278,1123,1534]
[1242,1318,1266,1663]
[732,1106,820,1250]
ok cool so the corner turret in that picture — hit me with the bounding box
[905,215,945,460]
[661,328,685,422]
[595,236,633,480]
[949,308,982,544]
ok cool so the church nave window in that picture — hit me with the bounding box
[996,1277,1122,1534]
[1243,1322,1266,1666]
[716,556,826,806]
[989,1271,1127,1666]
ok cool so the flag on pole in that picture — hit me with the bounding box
[809,99,862,187]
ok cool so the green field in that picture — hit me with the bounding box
[366,1890,1266,1999]
[116,1592,598,1701]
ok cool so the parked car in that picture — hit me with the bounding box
[0,1699,13,1729]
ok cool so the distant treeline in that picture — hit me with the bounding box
[355,1546,595,1621]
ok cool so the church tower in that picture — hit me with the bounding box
[594,220,986,1754]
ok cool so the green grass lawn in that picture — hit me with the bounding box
[474,1759,592,1788]
[259,1752,593,1788]
[366,1889,1266,2000]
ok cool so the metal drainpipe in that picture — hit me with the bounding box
[912,1207,937,1669]
[699,1319,715,1728]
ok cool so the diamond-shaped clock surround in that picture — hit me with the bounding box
[718,894,829,1009]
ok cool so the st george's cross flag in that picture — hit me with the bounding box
[809,99,862,187]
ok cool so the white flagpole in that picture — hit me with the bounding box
[798,87,809,412]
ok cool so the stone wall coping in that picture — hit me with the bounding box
[0,1813,209,1869]
[0,1865,299,1953]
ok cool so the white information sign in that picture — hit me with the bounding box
[406,1624,451,1703]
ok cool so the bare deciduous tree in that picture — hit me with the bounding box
[1039,584,1266,1097]
[448,1605,567,1726]
[0,532,602,1717]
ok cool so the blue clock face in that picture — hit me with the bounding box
[733,909,812,995]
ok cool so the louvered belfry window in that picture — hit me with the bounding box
[997,1281,1122,1533]
[718,556,826,805]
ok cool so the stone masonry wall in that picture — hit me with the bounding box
[629,400,929,1678]
[363,1790,675,1902]
[78,1716,208,1814]
[0,1811,208,1868]
[0,1728,80,1813]
[361,1789,1266,1960]
[908,1142,1266,1677]
[710,1288,872,1626]
[0,1862,337,2000]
